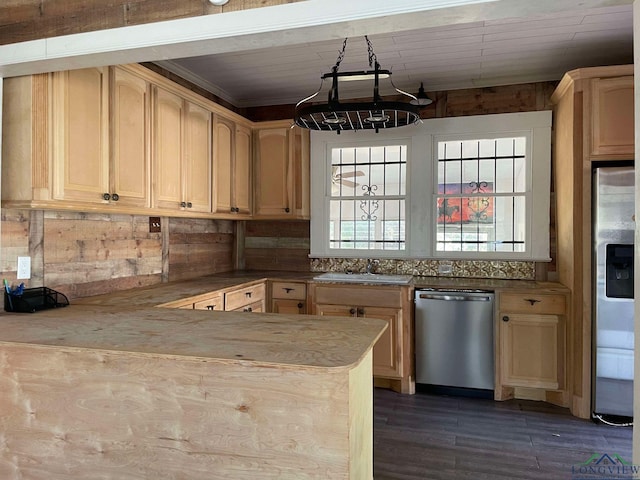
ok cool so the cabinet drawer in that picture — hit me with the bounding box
[193,293,223,311]
[231,300,264,313]
[500,293,566,315]
[224,283,265,311]
[271,281,306,300]
[314,285,402,308]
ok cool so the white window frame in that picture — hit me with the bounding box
[310,111,552,261]
[311,134,415,258]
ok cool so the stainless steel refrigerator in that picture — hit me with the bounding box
[592,165,635,418]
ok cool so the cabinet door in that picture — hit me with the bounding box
[184,101,212,213]
[500,313,563,389]
[590,76,635,158]
[254,127,292,217]
[52,67,109,203]
[291,127,310,219]
[271,298,306,315]
[153,86,184,210]
[234,124,252,215]
[212,116,234,214]
[360,306,402,378]
[111,66,150,208]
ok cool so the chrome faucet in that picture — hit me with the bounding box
[365,259,379,274]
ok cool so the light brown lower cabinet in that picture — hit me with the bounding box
[270,281,307,314]
[314,303,401,379]
[224,282,266,312]
[497,290,567,404]
[193,293,224,311]
[309,283,413,393]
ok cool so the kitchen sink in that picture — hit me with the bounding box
[313,272,413,285]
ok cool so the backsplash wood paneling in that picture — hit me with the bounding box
[0,209,235,301]
[244,220,310,271]
[168,218,234,282]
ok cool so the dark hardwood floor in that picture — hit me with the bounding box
[373,388,633,480]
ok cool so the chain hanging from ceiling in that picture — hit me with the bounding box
[294,36,421,134]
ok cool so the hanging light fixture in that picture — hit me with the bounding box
[294,37,420,133]
[410,82,433,106]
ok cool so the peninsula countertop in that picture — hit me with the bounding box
[0,304,386,370]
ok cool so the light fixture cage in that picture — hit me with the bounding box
[294,37,420,133]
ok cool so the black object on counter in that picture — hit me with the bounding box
[4,287,69,313]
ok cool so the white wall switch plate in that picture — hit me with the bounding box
[17,256,31,280]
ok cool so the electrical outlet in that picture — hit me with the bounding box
[17,256,31,280]
[149,217,161,233]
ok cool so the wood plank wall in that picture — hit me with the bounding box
[245,81,559,276]
[0,209,235,302]
[243,220,310,272]
[0,0,306,46]
[168,217,234,282]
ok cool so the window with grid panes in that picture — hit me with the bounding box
[329,145,407,251]
[435,136,527,253]
[310,111,551,260]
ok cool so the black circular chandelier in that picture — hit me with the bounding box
[294,37,421,134]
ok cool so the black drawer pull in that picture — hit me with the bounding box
[206,305,216,310]
[283,287,294,293]
[357,308,365,315]
[349,308,356,315]
[112,193,119,201]
[525,298,541,305]
[103,193,111,201]
[297,302,304,309]
[245,292,252,298]
[502,315,510,322]
[243,307,252,312]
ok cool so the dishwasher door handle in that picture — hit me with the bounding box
[417,293,492,302]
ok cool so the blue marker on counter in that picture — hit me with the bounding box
[4,279,13,310]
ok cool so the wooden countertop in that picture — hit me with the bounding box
[74,271,316,307]
[74,270,567,309]
[0,304,386,370]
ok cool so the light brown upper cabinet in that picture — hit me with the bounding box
[253,120,310,219]
[152,86,212,214]
[52,67,110,204]
[110,65,151,209]
[589,75,635,159]
[2,66,152,211]
[212,115,252,217]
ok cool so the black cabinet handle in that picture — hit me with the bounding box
[231,207,239,213]
[245,292,252,298]
[297,302,304,309]
[357,308,365,316]
[284,207,290,213]
[284,287,294,293]
[206,305,216,310]
[524,298,541,305]
[243,307,252,312]
[111,193,119,201]
[103,193,111,201]
[187,202,192,208]
[349,308,356,315]
[180,201,187,208]
[502,315,510,322]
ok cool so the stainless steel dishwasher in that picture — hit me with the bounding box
[414,288,495,393]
